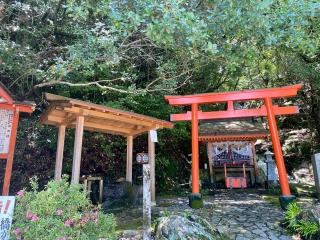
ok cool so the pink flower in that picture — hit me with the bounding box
[57,237,66,240]
[26,211,33,220]
[17,190,24,196]
[26,211,39,221]
[56,209,63,216]
[31,215,39,222]
[14,228,22,236]
[64,219,74,227]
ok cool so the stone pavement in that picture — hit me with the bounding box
[155,190,293,240]
[207,191,292,240]
[115,190,294,240]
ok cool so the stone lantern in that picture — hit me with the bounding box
[264,150,278,188]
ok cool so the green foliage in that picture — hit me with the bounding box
[2,0,320,194]
[284,203,320,240]
[12,176,117,240]
[285,202,301,229]
[295,220,319,240]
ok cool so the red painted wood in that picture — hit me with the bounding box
[0,87,13,104]
[165,84,302,105]
[0,103,33,113]
[0,154,8,159]
[191,104,200,194]
[198,133,268,142]
[2,111,19,196]
[264,97,291,196]
[0,104,15,110]
[170,105,299,121]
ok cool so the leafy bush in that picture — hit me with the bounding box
[12,176,117,240]
[284,203,320,240]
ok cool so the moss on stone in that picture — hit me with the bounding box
[189,193,204,209]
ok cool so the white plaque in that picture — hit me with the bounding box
[0,196,15,240]
[149,130,158,143]
[0,110,14,154]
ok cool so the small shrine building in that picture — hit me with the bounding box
[199,119,268,186]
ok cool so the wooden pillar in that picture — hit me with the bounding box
[2,110,19,196]
[54,125,66,180]
[264,97,291,196]
[148,130,156,202]
[71,115,84,184]
[126,135,133,183]
[191,103,200,194]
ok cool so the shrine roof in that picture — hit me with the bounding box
[0,82,35,113]
[40,93,173,136]
[199,119,268,142]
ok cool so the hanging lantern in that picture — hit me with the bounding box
[136,152,149,164]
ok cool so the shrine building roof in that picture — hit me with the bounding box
[199,118,268,142]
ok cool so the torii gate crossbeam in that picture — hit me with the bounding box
[165,84,302,209]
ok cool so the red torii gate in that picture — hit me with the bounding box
[165,84,302,208]
[0,84,34,195]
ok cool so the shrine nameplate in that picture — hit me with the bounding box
[0,109,14,155]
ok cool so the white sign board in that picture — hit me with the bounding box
[0,110,14,154]
[0,196,15,240]
[149,130,158,143]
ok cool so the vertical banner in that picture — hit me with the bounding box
[0,196,15,240]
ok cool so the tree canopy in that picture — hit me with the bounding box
[1,0,320,193]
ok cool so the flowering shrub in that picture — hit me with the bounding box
[12,176,117,240]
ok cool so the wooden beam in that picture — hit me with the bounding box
[44,115,134,135]
[148,130,156,202]
[170,105,299,121]
[54,125,66,180]
[61,114,77,126]
[63,107,154,127]
[40,105,58,124]
[81,121,133,134]
[126,136,133,183]
[71,115,84,184]
[130,125,158,136]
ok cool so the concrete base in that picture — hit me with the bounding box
[279,195,296,210]
[189,193,203,209]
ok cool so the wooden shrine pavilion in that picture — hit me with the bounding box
[199,119,268,187]
[0,83,35,195]
[165,84,302,209]
[40,93,173,201]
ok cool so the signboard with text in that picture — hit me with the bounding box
[0,110,14,155]
[0,196,15,240]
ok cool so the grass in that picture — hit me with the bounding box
[261,194,281,207]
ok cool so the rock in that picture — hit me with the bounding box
[118,230,142,240]
[102,182,143,210]
[156,215,219,240]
